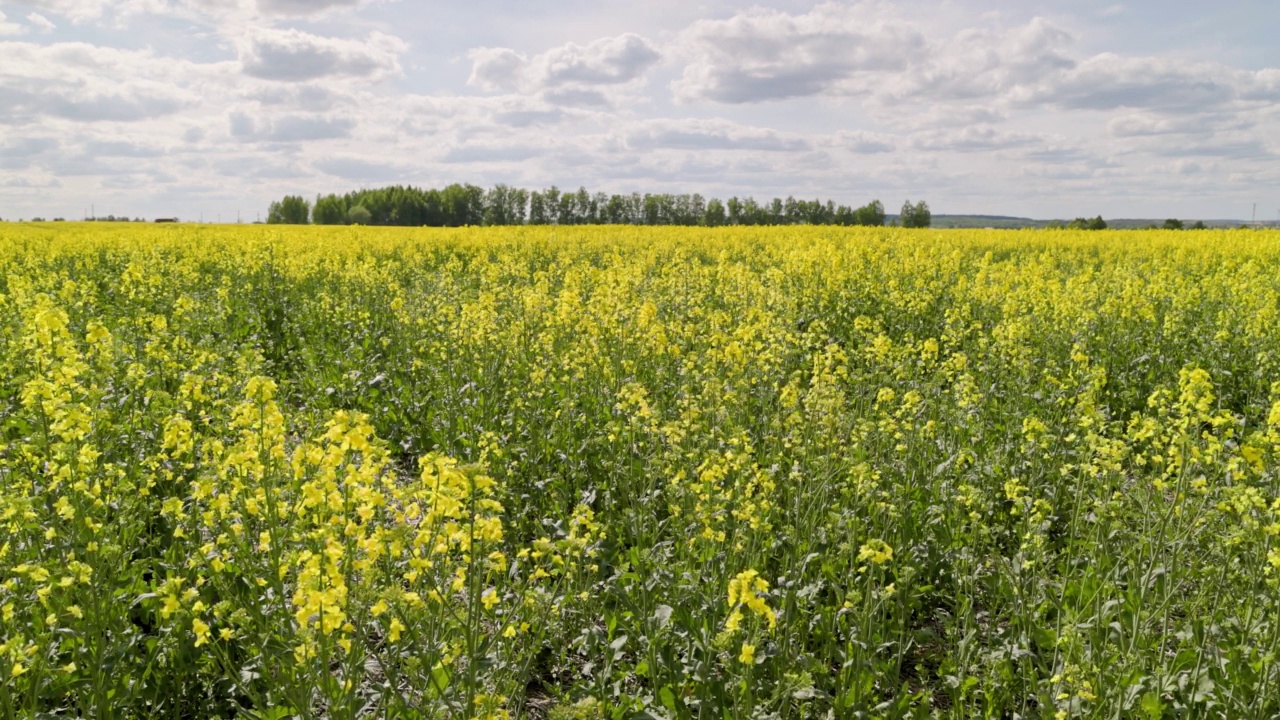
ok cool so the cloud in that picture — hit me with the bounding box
[834,131,895,154]
[467,33,660,103]
[2,176,62,189]
[1015,54,1237,112]
[0,137,58,169]
[541,88,611,107]
[1,86,190,124]
[25,12,56,32]
[313,156,416,182]
[256,0,367,15]
[621,118,811,152]
[212,156,311,179]
[535,33,660,86]
[82,139,166,157]
[671,3,924,103]
[913,126,1044,152]
[240,28,406,82]
[440,143,545,164]
[0,11,25,35]
[467,47,525,92]
[1148,134,1274,160]
[229,111,355,141]
[248,83,344,112]
[492,108,565,127]
[0,42,206,124]
[890,17,1075,103]
[665,3,1274,128]
[5,0,107,23]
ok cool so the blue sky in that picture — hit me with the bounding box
[0,0,1277,221]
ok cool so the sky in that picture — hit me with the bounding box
[0,0,1278,222]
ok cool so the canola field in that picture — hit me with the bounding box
[3,223,1280,719]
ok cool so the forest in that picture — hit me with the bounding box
[266,184,932,228]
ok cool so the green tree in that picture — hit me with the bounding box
[346,205,372,225]
[853,200,886,226]
[1163,218,1184,230]
[267,195,310,224]
[1088,215,1107,230]
[900,199,931,228]
[312,195,347,225]
[703,198,727,227]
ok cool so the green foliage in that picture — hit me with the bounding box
[1164,218,1185,230]
[900,199,931,228]
[345,204,372,225]
[312,195,347,225]
[1068,215,1108,230]
[703,197,727,226]
[266,195,310,225]
[267,185,893,228]
[11,225,1280,718]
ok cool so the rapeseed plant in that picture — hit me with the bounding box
[0,223,1279,717]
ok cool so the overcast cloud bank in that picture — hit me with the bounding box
[0,0,1276,220]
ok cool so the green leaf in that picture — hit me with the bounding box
[1140,691,1163,719]
[659,686,676,712]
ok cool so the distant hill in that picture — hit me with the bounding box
[893,215,1270,229]
[928,215,1043,229]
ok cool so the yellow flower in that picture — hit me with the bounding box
[1267,548,1280,574]
[388,617,405,643]
[739,643,755,664]
[727,569,775,630]
[192,618,211,647]
[857,539,894,565]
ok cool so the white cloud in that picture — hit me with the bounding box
[25,12,56,32]
[620,118,811,152]
[229,110,356,142]
[1014,54,1236,112]
[240,28,405,82]
[440,143,546,164]
[468,33,660,105]
[0,1,1277,221]
[256,0,368,16]
[912,126,1045,153]
[0,42,204,124]
[0,11,26,35]
[312,155,418,182]
[5,0,107,23]
[889,17,1076,104]
[833,131,895,154]
[467,47,525,92]
[671,2,924,103]
[0,137,58,169]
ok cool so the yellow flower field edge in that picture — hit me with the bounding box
[2,223,1280,719]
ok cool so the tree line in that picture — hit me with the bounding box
[267,184,933,228]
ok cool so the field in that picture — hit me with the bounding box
[3,223,1280,719]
